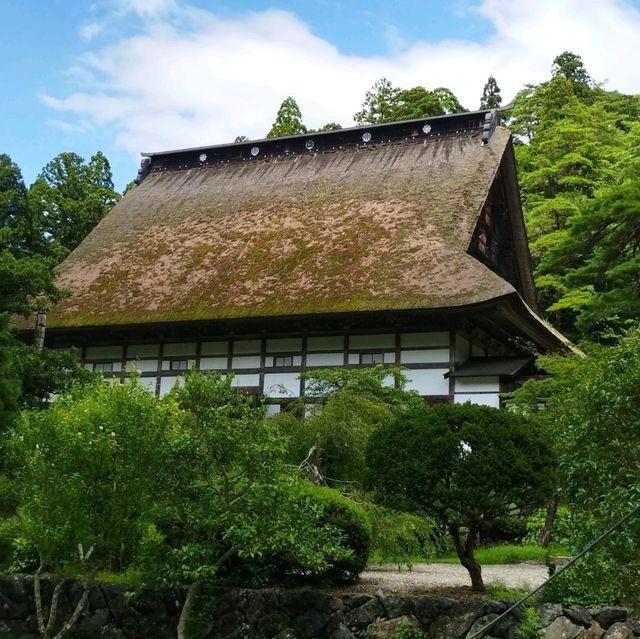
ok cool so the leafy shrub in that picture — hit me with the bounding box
[296,367,419,485]
[280,482,371,584]
[0,516,20,568]
[516,607,542,639]
[138,373,352,589]
[8,378,180,574]
[220,481,371,585]
[392,617,425,639]
[540,550,630,606]
[361,499,444,563]
[268,410,312,466]
[524,506,570,547]
[513,331,640,605]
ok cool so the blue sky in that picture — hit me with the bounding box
[2,0,640,191]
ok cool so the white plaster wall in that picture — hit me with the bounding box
[404,369,450,395]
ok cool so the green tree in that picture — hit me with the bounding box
[354,79,464,125]
[480,75,502,109]
[266,97,308,138]
[431,87,465,114]
[552,51,593,99]
[287,366,418,485]
[142,372,351,638]
[511,331,640,604]
[29,151,120,252]
[510,70,634,338]
[0,250,63,432]
[0,154,27,251]
[354,78,399,125]
[366,403,554,591]
[317,122,342,131]
[539,122,640,339]
[8,378,179,636]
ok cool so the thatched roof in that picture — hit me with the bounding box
[46,119,530,329]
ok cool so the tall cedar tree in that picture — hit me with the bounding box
[29,151,120,252]
[266,97,308,138]
[508,52,640,341]
[480,75,502,109]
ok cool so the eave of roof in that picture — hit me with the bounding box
[445,356,533,378]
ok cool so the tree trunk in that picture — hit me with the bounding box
[538,493,559,547]
[177,580,202,639]
[449,524,484,592]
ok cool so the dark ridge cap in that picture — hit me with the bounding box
[135,109,500,181]
[141,108,495,157]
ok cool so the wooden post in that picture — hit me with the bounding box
[34,311,47,350]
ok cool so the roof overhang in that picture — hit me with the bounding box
[445,357,533,378]
[20,292,576,356]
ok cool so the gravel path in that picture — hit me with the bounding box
[356,562,549,594]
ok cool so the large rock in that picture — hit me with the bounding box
[75,608,112,636]
[329,623,355,639]
[343,598,384,631]
[564,607,592,628]
[603,623,633,639]
[411,596,457,627]
[290,607,328,639]
[466,613,499,639]
[538,604,564,628]
[578,623,605,639]
[542,616,583,639]
[466,612,518,639]
[430,603,484,639]
[379,595,412,619]
[0,591,29,620]
[367,615,422,639]
[342,594,371,610]
[597,609,627,630]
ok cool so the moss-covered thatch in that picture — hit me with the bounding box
[46,128,518,328]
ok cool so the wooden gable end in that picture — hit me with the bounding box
[467,143,537,310]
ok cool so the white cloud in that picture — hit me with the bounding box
[47,118,94,134]
[79,22,104,41]
[44,0,640,157]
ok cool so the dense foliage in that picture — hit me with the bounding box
[508,53,640,342]
[354,78,464,124]
[366,403,554,591]
[289,366,420,484]
[8,378,177,574]
[512,330,640,605]
[0,149,119,436]
[141,372,355,590]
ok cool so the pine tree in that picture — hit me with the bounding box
[354,78,398,125]
[480,75,502,109]
[266,97,307,138]
[29,151,120,252]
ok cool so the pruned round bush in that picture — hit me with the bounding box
[366,402,554,591]
[221,480,371,585]
[298,482,371,583]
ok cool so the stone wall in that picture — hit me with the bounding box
[0,574,638,639]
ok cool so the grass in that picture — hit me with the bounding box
[95,569,146,586]
[431,544,548,565]
[370,543,569,566]
[483,579,535,601]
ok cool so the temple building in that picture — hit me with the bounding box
[30,109,572,411]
